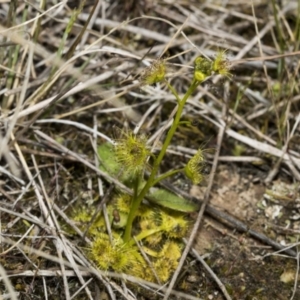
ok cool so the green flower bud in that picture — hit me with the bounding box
[194,57,212,82]
[184,149,204,184]
[114,131,150,176]
[212,50,231,77]
[141,58,166,85]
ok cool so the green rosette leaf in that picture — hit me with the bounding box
[147,187,199,212]
[97,142,134,184]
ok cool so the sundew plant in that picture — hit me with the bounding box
[77,52,231,283]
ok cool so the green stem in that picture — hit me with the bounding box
[133,175,139,202]
[127,228,163,247]
[123,79,199,242]
[152,168,184,186]
[165,81,181,103]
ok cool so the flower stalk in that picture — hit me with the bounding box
[123,79,200,242]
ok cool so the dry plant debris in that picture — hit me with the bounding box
[0,0,300,299]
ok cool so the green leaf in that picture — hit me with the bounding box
[147,187,199,212]
[97,142,134,183]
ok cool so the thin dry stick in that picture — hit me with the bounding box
[133,101,161,134]
[0,264,19,300]
[70,278,94,300]
[133,237,161,285]
[163,110,229,300]
[42,277,47,299]
[188,241,230,300]
[159,14,190,58]
[3,270,91,277]
[290,239,300,300]
[0,225,34,256]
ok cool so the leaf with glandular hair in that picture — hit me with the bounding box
[97,142,134,184]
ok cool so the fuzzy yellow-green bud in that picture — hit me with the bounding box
[143,230,163,246]
[184,149,204,185]
[114,194,132,214]
[138,208,164,245]
[132,262,158,283]
[114,131,150,176]
[90,233,144,273]
[139,207,162,226]
[160,241,182,266]
[154,259,172,283]
[151,241,182,282]
[91,233,127,272]
[159,210,189,238]
[141,58,166,85]
[194,57,212,82]
[212,50,231,77]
